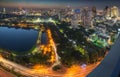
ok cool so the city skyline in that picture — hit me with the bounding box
[0,0,120,77]
[0,0,120,9]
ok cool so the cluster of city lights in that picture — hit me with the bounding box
[28,18,58,25]
[40,29,56,63]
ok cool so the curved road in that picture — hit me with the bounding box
[0,55,100,77]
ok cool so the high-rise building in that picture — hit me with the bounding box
[111,6,119,18]
[81,7,92,28]
[3,8,6,13]
[104,6,119,19]
[91,6,97,18]
[81,7,88,27]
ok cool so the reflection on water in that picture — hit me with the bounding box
[41,32,47,44]
[0,26,38,52]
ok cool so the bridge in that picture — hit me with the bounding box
[87,36,120,77]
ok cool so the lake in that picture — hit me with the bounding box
[0,26,39,52]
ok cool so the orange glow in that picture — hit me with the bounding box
[40,29,56,63]
[0,54,2,58]
[31,64,49,74]
[31,63,100,77]
[50,55,55,63]
[32,64,47,69]
[63,62,100,77]
[64,65,82,77]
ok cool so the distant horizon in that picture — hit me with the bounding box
[0,0,120,10]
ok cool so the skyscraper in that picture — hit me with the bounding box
[111,6,119,18]
[91,6,97,18]
[3,8,6,13]
[104,6,119,19]
[81,7,88,27]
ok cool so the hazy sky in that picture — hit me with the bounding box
[0,0,120,9]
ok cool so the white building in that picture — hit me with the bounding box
[111,6,119,18]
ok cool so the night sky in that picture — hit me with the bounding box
[0,0,120,9]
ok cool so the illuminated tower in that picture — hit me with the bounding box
[111,6,119,18]
[104,6,119,18]
[3,8,6,13]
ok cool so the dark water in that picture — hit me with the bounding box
[41,32,47,44]
[0,26,39,52]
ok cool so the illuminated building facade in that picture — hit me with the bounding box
[3,8,6,13]
[104,6,119,19]
[111,6,119,18]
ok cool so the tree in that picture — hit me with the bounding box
[52,65,62,71]
[89,51,98,63]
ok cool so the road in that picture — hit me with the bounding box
[62,62,100,77]
[0,67,16,77]
[0,56,36,77]
[0,55,100,77]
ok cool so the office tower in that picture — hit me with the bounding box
[91,6,97,18]
[111,6,119,18]
[81,7,91,28]
[3,8,6,13]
